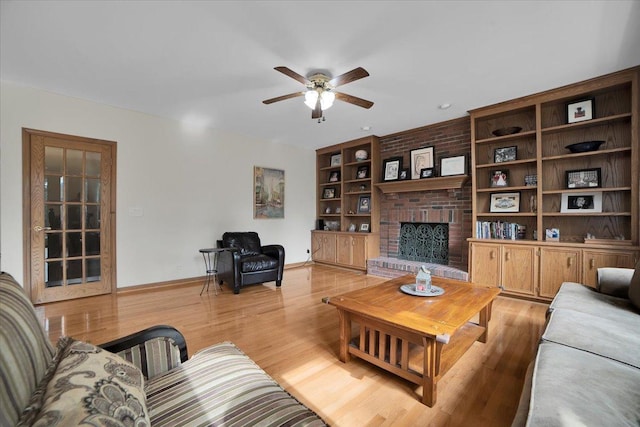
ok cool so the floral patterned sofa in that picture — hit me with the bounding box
[0,272,326,426]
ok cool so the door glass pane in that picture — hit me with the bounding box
[45,175,63,201]
[45,205,62,229]
[86,205,100,229]
[45,261,63,287]
[66,259,83,285]
[67,206,82,229]
[67,232,83,257]
[86,152,101,177]
[86,259,101,282]
[66,177,83,202]
[86,179,101,203]
[67,149,83,175]
[45,233,62,259]
[45,147,63,173]
[86,232,100,256]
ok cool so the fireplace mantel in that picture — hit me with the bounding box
[374,175,469,194]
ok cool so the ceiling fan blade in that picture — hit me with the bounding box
[329,67,369,87]
[274,66,309,85]
[263,92,305,104]
[312,98,322,119]
[335,92,374,109]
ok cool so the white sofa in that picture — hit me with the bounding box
[513,261,640,426]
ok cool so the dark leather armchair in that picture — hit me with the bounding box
[217,232,285,294]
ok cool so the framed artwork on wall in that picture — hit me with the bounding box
[254,166,284,219]
[410,146,435,179]
[382,157,402,181]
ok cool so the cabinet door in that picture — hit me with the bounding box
[351,235,367,269]
[582,249,637,288]
[312,232,336,263]
[469,242,501,287]
[539,247,580,298]
[502,245,537,296]
[336,235,352,265]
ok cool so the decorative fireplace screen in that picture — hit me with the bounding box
[398,222,449,265]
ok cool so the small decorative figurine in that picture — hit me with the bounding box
[416,266,432,292]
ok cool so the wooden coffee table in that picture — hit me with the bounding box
[325,274,500,407]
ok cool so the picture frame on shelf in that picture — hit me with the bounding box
[567,98,594,124]
[328,171,340,182]
[494,146,517,163]
[561,191,602,213]
[420,168,435,178]
[357,195,371,213]
[490,169,509,187]
[489,192,521,213]
[399,169,409,180]
[348,223,357,232]
[382,157,402,181]
[356,165,369,179]
[330,153,342,166]
[440,155,466,176]
[545,228,560,242]
[410,146,435,179]
[566,168,601,189]
[524,174,537,187]
[359,223,370,232]
[322,187,336,199]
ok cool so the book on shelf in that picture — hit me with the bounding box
[476,221,524,240]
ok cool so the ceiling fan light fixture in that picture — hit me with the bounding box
[320,90,335,110]
[304,90,319,109]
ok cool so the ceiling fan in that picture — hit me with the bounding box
[263,66,374,122]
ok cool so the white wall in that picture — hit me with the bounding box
[0,82,316,287]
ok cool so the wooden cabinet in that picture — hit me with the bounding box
[311,231,336,264]
[469,242,537,297]
[539,247,581,298]
[312,231,378,271]
[470,240,638,300]
[582,248,637,288]
[469,67,639,300]
[313,136,381,270]
[469,242,500,287]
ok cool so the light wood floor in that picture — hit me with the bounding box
[35,264,548,426]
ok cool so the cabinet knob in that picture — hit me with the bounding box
[568,257,573,267]
[505,251,511,261]
[490,250,495,260]
[590,258,595,269]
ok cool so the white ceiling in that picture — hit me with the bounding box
[2,1,639,150]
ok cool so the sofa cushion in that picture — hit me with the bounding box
[542,308,640,368]
[527,341,640,427]
[241,254,279,273]
[223,232,262,256]
[146,341,326,426]
[19,338,149,427]
[0,272,55,427]
[597,267,635,298]
[628,260,640,310]
[549,281,637,320]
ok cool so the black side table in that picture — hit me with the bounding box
[198,248,227,295]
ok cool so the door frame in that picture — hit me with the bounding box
[22,128,117,302]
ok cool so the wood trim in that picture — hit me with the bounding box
[375,175,468,194]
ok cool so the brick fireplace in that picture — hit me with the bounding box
[367,117,472,279]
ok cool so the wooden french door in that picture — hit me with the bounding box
[23,129,116,304]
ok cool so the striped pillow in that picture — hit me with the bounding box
[116,336,182,380]
[146,341,327,426]
[0,272,55,427]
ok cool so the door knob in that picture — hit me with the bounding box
[34,225,52,232]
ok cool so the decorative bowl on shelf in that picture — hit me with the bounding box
[355,149,368,161]
[565,140,605,153]
[492,126,522,137]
